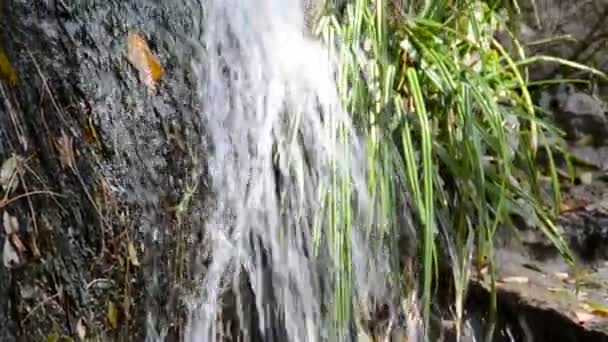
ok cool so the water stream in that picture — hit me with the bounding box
[182,0,412,341]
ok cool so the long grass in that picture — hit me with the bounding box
[311,0,607,340]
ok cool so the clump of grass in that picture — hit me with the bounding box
[311,0,604,339]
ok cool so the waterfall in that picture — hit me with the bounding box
[182,0,413,341]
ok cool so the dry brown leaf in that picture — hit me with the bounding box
[2,212,25,268]
[0,51,17,86]
[83,115,99,145]
[559,197,592,214]
[559,201,576,213]
[498,276,529,284]
[10,233,26,253]
[127,32,163,91]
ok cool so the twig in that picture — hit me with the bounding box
[69,167,110,255]
[22,163,68,214]
[20,292,61,324]
[19,173,41,257]
[27,48,112,255]
[25,48,78,138]
[86,278,115,290]
[0,84,28,151]
[0,190,65,209]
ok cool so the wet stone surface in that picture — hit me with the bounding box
[471,182,608,341]
[0,0,209,340]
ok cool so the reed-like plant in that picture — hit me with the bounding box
[313,0,604,340]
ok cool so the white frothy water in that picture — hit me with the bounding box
[185,1,405,340]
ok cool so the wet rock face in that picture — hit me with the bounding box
[516,1,608,84]
[514,1,608,141]
[479,4,608,338]
[539,82,608,145]
[560,198,608,261]
[1,1,209,340]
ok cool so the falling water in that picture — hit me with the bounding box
[183,0,408,341]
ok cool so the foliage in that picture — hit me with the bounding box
[311,0,601,339]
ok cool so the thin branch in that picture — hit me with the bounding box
[0,190,65,209]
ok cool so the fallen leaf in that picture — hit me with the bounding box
[3,211,18,235]
[10,233,26,253]
[83,115,99,145]
[498,276,529,284]
[3,213,28,257]
[55,131,75,169]
[579,172,593,185]
[547,287,568,293]
[559,197,592,213]
[107,300,118,329]
[127,241,140,267]
[47,333,60,342]
[127,32,163,91]
[2,211,25,260]
[0,154,20,192]
[575,311,595,324]
[582,301,608,317]
[3,237,20,268]
[0,51,17,86]
[76,318,86,340]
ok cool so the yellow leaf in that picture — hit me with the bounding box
[127,241,140,267]
[107,301,118,329]
[0,154,20,192]
[47,333,60,342]
[582,301,608,317]
[0,51,17,86]
[127,32,163,91]
[83,115,99,145]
